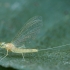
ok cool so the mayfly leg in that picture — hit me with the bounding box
[18,46,26,61]
[0,50,8,61]
[22,53,25,61]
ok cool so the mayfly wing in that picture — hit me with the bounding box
[11,16,43,48]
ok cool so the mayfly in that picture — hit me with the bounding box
[0,16,70,61]
[0,16,43,61]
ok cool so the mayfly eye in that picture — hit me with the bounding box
[1,42,5,46]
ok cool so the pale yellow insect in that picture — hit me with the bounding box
[0,16,42,61]
[0,16,70,61]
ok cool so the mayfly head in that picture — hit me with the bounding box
[0,42,6,48]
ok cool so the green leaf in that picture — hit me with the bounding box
[0,0,70,70]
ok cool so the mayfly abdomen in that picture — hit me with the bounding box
[11,48,38,53]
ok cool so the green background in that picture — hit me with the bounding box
[0,0,70,70]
